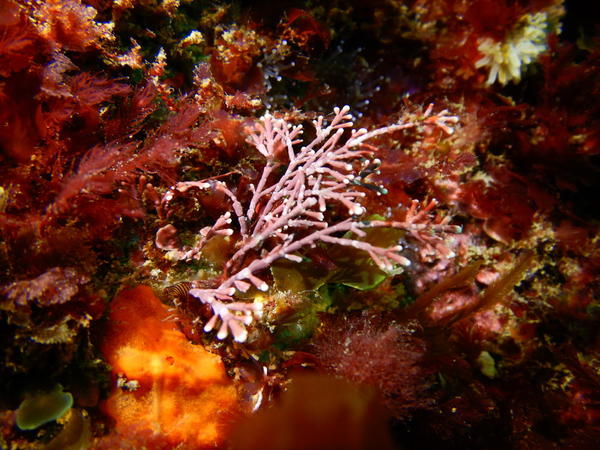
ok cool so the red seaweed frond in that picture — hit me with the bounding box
[29,0,115,52]
[45,142,137,219]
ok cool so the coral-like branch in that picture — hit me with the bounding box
[157,105,460,341]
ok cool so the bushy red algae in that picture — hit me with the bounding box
[311,313,430,419]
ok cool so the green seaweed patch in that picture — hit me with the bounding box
[271,259,330,293]
[328,225,406,289]
[325,243,387,291]
[274,310,321,348]
[273,291,332,348]
[16,384,73,431]
[270,225,407,319]
[271,228,403,294]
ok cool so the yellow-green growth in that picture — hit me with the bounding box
[15,384,73,431]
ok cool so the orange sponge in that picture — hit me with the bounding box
[99,286,239,448]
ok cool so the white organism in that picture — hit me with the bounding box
[475,10,561,85]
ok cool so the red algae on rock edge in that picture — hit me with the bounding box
[98,286,239,448]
